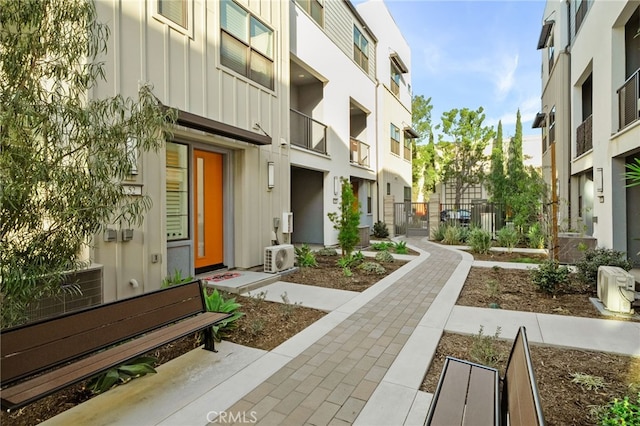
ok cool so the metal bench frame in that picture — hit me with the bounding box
[425,326,545,426]
[0,280,232,412]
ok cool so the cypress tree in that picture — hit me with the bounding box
[488,120,506,204]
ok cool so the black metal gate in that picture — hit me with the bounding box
[394,202,429,236]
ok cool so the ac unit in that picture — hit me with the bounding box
[264,244,295,273]
[597,266,635,314]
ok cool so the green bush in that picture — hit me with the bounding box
[336,251,364,268]
[295,244,317,267]
[527,223,546,249]
[496,227,520,252]
[86,356,157,394]
[316,247,338,256]
[161,269,194,288]
[358,261,386,275]
[530,260,570,294]
[373,220,389,238]
[469,326,505,368]
[372,241,394,251]
[468,228,492,254]
[575,247,632,286]
[393,241,408,254]
[431,224,447,242]
[442,225,463,245]
[203,289,244,341]
[599,393,640,425]
[375,250,394,263]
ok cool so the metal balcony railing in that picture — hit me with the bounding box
[576,114,592,157]
[290,109,327,154]
[617,68,640,131]
[350,138,370,167]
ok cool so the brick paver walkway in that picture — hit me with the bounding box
[217,239,462,425]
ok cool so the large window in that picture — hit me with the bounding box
[220,0,274,90]
[403,135,411,160]
[390,124,400,155]
[295,0,323,27]
[390,62,401,96]
[166,143,189,241]
[548,33,555,73]
[549,105,556,143]
[158,0,187,28]
[353,26,369,71]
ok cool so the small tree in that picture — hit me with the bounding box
[0,0,175,327]
[487,120,506,205]
[437,107,494,207]
[411,95,438,200]
[328,178,360,258]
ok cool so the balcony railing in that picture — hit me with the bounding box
[350,138,370,167]
[290,109,327,154]
[617,68,640,131]
[576,114,592,157]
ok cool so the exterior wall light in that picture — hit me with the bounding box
[267,161,275,190]
[596,167,603,193]
[334,176,341,195]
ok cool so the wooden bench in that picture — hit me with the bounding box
[425,326,545,426]
[0,280,232,412]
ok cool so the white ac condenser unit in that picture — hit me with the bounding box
[597,266,636,314]
[264,244,295,273]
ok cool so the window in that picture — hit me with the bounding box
[295,0,323,27]
[404,186,411,202]
[353,26,369,71]
[390,124,400,155]
[390,62,401,96]
[166,143,189,241]
[366,182,372,214]
[403,135,411,160]
[548,33,555,73]
[220,0,274,90]
[158,0,187,28]
[549,106,556,143]
[386,182,391,195]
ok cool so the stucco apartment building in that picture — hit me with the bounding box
[89,0,414,302]
[534,0,640,265]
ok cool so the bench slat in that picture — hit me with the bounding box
[1,311,231,411]
[463,364,498,425]
[430,358,471,425]
[1,282,205,384]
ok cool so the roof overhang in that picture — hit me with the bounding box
[532,112,546,129]
[537,21,554,49]
[404,126,420,139]
[390,52,409,74]
[172,109,271,146]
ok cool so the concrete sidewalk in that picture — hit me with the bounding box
[43,238,640,426]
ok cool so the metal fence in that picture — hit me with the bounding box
[394,202,429,237]
[438,202,507,237]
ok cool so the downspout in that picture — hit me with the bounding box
[565,0,572,231]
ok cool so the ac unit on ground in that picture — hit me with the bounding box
[597,266,636,314]
[264,244,295,273]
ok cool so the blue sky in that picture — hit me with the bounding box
[363,0,546,139]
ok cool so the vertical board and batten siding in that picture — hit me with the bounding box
[92,0,289,299]
[323,0,376,80]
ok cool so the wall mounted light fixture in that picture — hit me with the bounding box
[267,162,275,190]
[334,176,340,195]
[596,167,603,193]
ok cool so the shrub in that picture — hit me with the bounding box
[570,372,606,392]
[527,223,546,249]
[86,356,157,394]
[161,269,194,288]
[469,228,492,254]
[375,250,395,263]
[373,220,389,238]
[372,241,394,251]
[393,241,408,254]
[337,251,364,268]
[431,224,447,242]
[295,244,317,267]
[442,225,463,245]
[358,261,386,275]
[575,247,632,286]
[469,326,505,368]
[599,393,640,426]
[530,260,570,294]
[316,247,338,256]
[496,227,520,252]
[280,292,302,318]
[203,289,244,341]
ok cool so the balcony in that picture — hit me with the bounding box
[576,114,592,157]
[617,68,640,131]
[290,109,327,154]
[350,138,369,167]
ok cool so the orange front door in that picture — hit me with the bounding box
[193,150,224,271]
